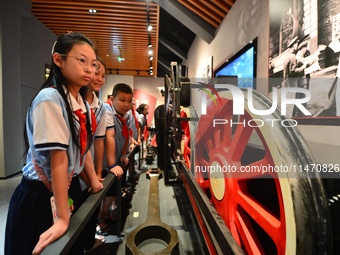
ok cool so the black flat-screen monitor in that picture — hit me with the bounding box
[214,37,257,89]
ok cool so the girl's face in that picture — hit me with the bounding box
[113,92,133,115]
[89,62,106,92]
[55,43,97,91]
[143,105,149,115]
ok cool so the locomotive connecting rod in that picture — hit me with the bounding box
[125,168,179,255]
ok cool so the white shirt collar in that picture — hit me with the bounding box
[63,86,87,113]
[111,105,128,119]
[89,91,100,109]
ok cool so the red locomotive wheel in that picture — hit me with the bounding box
[194,90,332,254]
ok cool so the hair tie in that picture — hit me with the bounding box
[51,40,57,55]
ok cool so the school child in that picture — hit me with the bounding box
[5,32,103,255]
[129,97,141,146]
[97,83,132,235]
[126,97,140,184]
[137,103,149,148]
[80,57,107,186]
[79,57,108,249]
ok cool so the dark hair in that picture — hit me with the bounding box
[24,32,95,157]
[112,83,133,97]
[97,57,106,70]
[137,103,148,114]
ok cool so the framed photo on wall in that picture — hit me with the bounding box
[269,0,340,125]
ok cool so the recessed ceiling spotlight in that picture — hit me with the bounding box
[148,49,153,55]
[89,9,97,13]
[147,25,152,31]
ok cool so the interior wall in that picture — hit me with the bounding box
[133,76,164,126]
[185,0,269,80]
[0,0,4,177]
[1,0,25,177]
[100,74,134,102]
[21,16,57,133]
[1,0,56,178]
[184,0,269,116]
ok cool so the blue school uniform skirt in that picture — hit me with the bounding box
[5,175,88,255]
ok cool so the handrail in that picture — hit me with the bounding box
[41,173,116,255]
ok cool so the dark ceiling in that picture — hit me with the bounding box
[31,0,236,77]
[157,8,196,77]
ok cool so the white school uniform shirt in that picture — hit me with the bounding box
[104,102,131,159]
[138,113,147,132]
[127,109,138,141]
[88,92,106,158]
[23,87,88,181]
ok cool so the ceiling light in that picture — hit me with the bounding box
[148,43,152,48]
[148,49,153,55]
[118,56,125,63]
[89,9,97,13]
[149,56,153,61]
[147,25,152,31]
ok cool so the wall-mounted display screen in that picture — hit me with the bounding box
[214,38,257,89]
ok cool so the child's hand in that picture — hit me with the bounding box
[90,180,103,193]
[32,218,69,254]
[121,157,129,167]
[110,165,124,178]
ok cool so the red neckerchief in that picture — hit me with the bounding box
[73,109,87,165]
[105,98,112,106]
[90,109,97,134]
[115,114,129,140]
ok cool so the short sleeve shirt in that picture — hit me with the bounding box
[104,102,130,158]
[138,114,147,132]
[89,92,106,140]
[88,92,106,158]
[23,87,88,181]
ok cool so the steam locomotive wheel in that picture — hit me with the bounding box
[194,91,332,254]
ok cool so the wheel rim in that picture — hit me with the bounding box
[193,90,332,254]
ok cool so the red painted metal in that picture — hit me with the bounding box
[194,98,286,255]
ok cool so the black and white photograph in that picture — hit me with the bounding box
[269,0,340,120]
